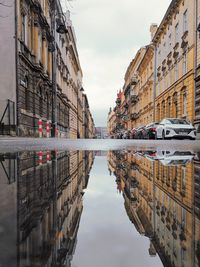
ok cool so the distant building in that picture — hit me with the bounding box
[95,127,108,139]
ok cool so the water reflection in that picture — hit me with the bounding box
[0,151,94,267]
[0,149,200,267]
[108,150,200,267]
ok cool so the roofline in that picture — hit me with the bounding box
[124,47,146,81]
[136,44,154,72]
[152,0,181,44]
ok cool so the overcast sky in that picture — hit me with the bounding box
[62,0,171,126]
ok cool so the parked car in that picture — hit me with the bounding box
[130,128,137,139]
[156,118,196,140]
[135,126,146,139]
[144,122,160,139]
[117,132,123,139]
[123,130,131,139]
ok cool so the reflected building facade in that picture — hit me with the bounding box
[108,150,200,267]
[0,150,94,267]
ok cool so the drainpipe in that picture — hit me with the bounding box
[153,44,157,123]
[51,0,57,138]
[15,0,19,136]
[195,0,200,139]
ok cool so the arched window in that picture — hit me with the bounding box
[24,75,29,111]
[161,100,165,119]
[181,88,187,117]
[167,97,171,117]
[39,87,43,117]
[157,104,160,122]
[173,93,178,117]
[46,92,49,119]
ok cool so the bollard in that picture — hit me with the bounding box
[56,127,59,138]
[46,151,51,163]
[38,151,43,166]
[38,119,43,138]
[46,120,51,138]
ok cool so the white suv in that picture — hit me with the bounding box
[156,118,196,140]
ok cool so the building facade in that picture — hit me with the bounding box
[108,0,198,138]
[0,0,94,138]
[153,0,195,124]
[195,0,200,137]
[82,94,95,139]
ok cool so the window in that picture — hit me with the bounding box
[175,23,179,43]
[22,14,28,45]
[181,168,186,191]
[163,42,166,55]
[38,31,42,62]
[183,10,188,32]
[46,93,49,119]
[167,97,171,117]
[175,62,179,81]
[24,76,29,111]
[173,93,178,117]
[162,101,165,119]
[157,104,160,121]
[169,34,172,47]
[182,91,187,116]
[39,87,43,116]
[167,118,189,125]
[183,53,187,75]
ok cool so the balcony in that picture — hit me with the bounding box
[157,66,161,78]
[131,112,139,121]
[122,115,130,122]
[116,98,121,106]
[124,84,131,95]
[130,95,139,104]
[130,76,138,86]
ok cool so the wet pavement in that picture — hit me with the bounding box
[0,138,200,152]
[0,140,200,267]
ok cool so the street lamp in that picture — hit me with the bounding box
[56,18,68,34]
[51,1,68,137]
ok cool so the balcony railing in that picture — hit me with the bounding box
[122,115,130,122]
[130,76,138,86]
[130,95,139,104]
[130,112,139,120]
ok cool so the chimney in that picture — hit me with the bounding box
[150,24,158,41]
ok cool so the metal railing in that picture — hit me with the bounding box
[0,99,16,135]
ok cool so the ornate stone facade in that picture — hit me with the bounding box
[0,0,94,138]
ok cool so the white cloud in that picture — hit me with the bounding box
[62,0,171,126]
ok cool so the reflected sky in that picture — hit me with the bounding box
[72,156,162,267]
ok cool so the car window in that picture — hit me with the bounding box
[168,119,189,125]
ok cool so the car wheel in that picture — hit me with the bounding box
[162,131,165,140]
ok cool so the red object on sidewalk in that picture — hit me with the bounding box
[38,119,43,137]
[38,151,43,165]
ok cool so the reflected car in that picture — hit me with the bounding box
[156,118,196,140]
[159,151,195,166]
[145,150,195,165]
